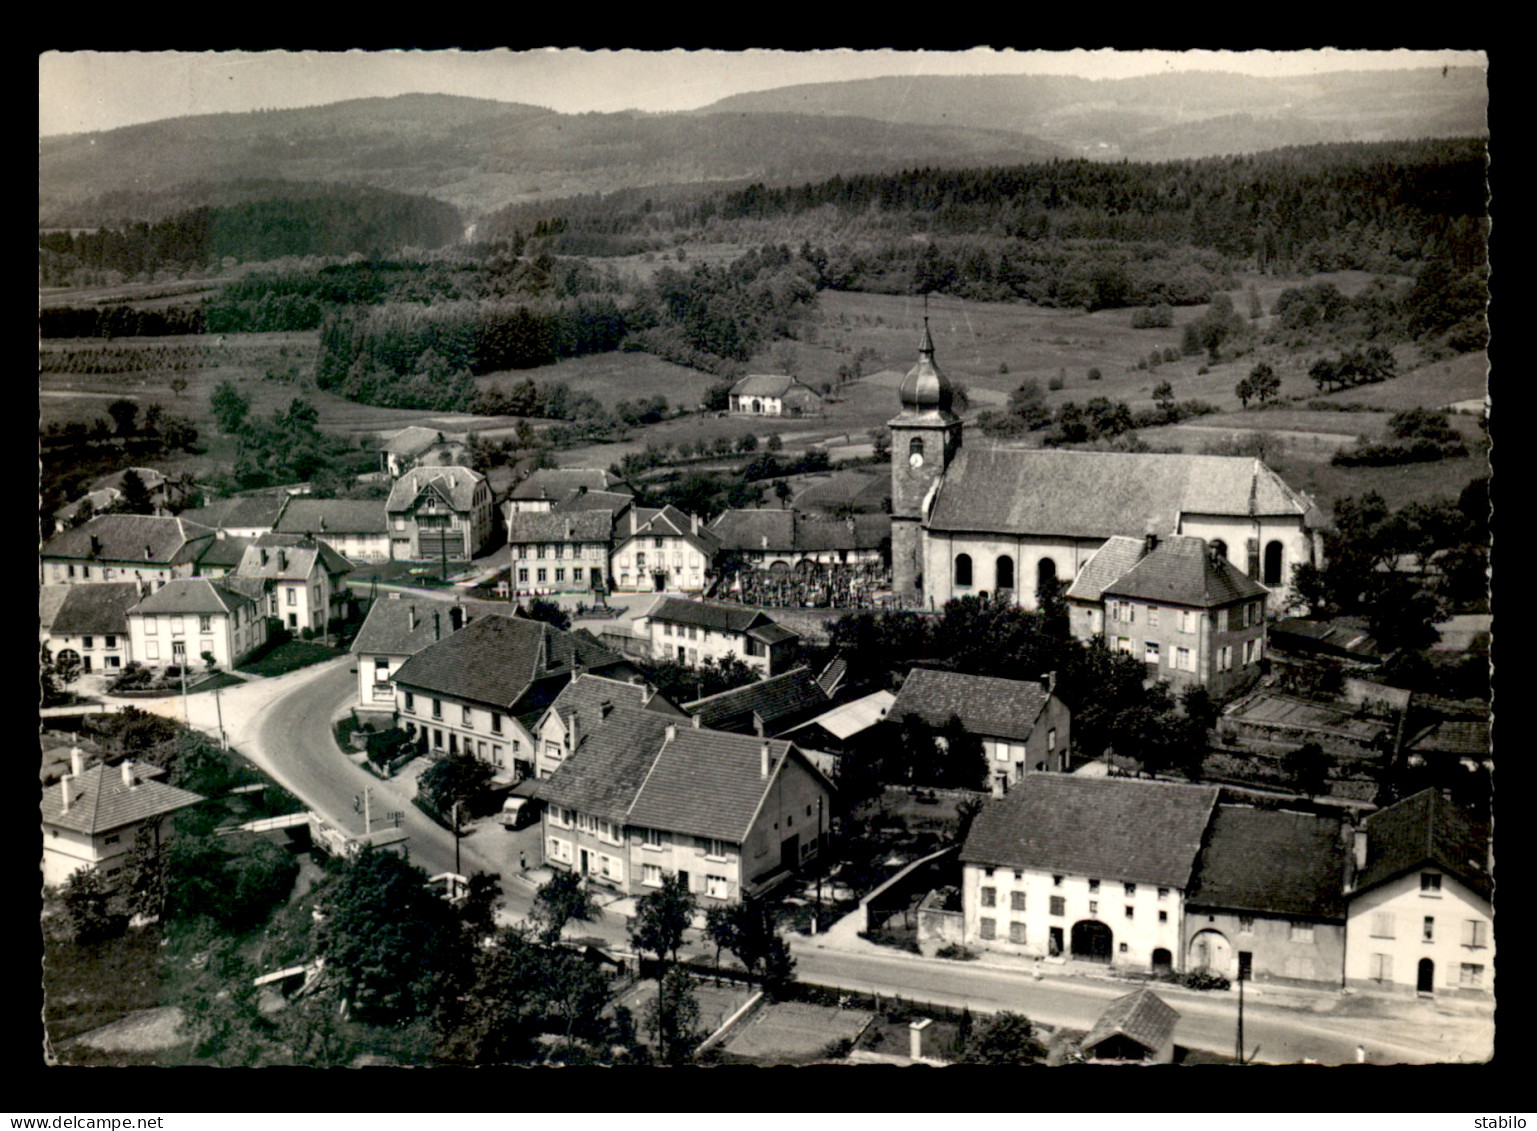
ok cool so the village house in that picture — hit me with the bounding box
[125,576,270,671]
[958,774,1219,971]
[52,488,123,533]
[42,582,142,674]
[708,509,889,571]
[889,668,1072,795]
[191,534,254,579]
[386,466,495,562]
[887,324,1322,610]
[641,597,799,677]
[349,594,466,717]
[507,508,618,596]
[274,498,392,562]
[727,374,823,416]
[378,426,466,478]
[41,514,216,588]
[610,506,720,594]
[389,611,638,781]
[1183,805,1349,987]
[531,705,835,902]
[683,666,832,737]
[41,749,204,888]
[1343,789,1492,997]
[1068,534,1269,698]
[175,493,290,541]
[233,533,354,635]
[531,672,685,780]
[505,468,633,515]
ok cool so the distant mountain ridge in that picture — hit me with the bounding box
[40,93,1064,226]
[701,68,1488,159]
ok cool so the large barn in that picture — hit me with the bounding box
[888,324,1323,611]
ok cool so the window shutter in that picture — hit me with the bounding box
[1246,538,1261,579]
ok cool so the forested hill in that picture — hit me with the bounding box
[40,95,1063,226]
[701,68,1489,161]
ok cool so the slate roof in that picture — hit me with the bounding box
[891,668,1050,743]
[177,494,290,532]
[54,488,122,524]
[194,535,253,571]
[647,598,795,643]
[541,674,683,755]
[960,774,1220,889]
[386,466,486,512]
[38,586,72,635]
[684,667,830,734]
[927,450,1313,538]
[1081,989,1180,1058]
[508,509,616,545]
[1354,788,1491,901]
[709,510,890,553]
[533,705,822,844]
[616,505,721,558]
[351,595,463,657]
[380,426,445,456]
[551,489,635,517]
[91,467,167,494]
[42,761,205,836]
[41,514,215,565]
[1186,806,1348,919]
[235,534,353,581]
[1406,720,1491,759]
[509,468,632,502]
[128,577,260,616]
[274,499,389,535]
[1102,536,1269,608]
[1270,617,1387,663]
[1066,537,1147,602]
[730,374,803,398]
[390,612,625,708]
[50,582,142,636]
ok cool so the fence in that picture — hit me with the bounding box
[785,980,971,1023]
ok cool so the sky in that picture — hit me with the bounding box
[39,48,1488,138]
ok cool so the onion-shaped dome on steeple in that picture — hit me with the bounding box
[898,318,953,413]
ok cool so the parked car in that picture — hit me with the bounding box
[500,797,540,830]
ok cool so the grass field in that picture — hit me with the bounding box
[476,350,716,412]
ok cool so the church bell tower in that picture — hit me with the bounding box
[889,319,961,598]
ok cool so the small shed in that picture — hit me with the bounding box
[1079,987,1180,1064]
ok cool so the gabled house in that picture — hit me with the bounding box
[386,466,494,562]
[41,514,216,588]
[505,468,633,515]
[683,666,831,737]
[532,672,685,780]
[379,426,465,478]
[642,597,799,677]
[234,533,354,635]
[175,493,291,540]
[530,706,836,902]
[1184,805,1349,987]
[191,534,254,579]
[508,508,619,596]
[43,582,141,674]
[349,594,466,716]
[52,488,123,533]
[389,611,638,781]
[708,509,888,570]
[1343,789,1492,997]
[1079,988,1180,1064]
[274,499,392,562]
[610,506,720,594]
[125,577,269,671]
[890,668,1072,795]
[778,689,897,778]
[728,374,823,416]
[42,749,204,888]
[958,774,1219,971]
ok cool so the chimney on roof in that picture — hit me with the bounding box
[449,474,456,490]
[601,700,613,719]
[568,712,581,751]
[565,518,573,540]
[59,771,71,813]
[121,760,137,789]
[89,534,101,557]
[1041,670,1057,697]
[71,747,85,777]
[753,711,766,737]
[319,515,327,532]
[577,485,587,495]
[1143,525,1158,558]
[761,535,769,550]
[665,724,677,743]
[278,550,288,572]
[761,742,771,780]
[434,611,441,641]
[692,513,699,534]
[260,548,269,567]
[630,510,638,536]
[692,714,701,729]
[408,605,417,631]
[1353,827,1368,872]
[450,605,464,632]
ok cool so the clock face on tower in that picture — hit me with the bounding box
[909,451,924,469]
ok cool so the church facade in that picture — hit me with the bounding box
[889,326,1323,611]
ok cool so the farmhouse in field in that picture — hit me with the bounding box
[728,374,823,416]
[888,323,1322,611]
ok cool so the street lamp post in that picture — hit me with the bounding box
[451,799,463,876]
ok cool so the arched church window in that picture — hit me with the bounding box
[955,553,973,587]
[1036,557,1057,591]
[996,555,1015,591]
[1264,540,1284,586]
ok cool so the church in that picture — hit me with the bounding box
[889,324,1323,611]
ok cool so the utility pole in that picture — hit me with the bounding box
[451,799,463,876]
[179,655,190,730]
[214,685,227,750]
[814,794,824,935]
[1236,965,1245,1064]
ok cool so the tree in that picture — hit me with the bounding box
[959,1011,1047,1065]
[766,433,783,453]
[939,714,988,791]
[107,398,139,437]
[165,829,298,931]
[1283,741,1331,797]
[645,967,703,1065]
[736,432,759,454]
[533,869,598,946]
[438,927,550,1065]
[416,751,494,820]
[773,479,793,508]
[1008,379,1051,429]
[169,375,189,399]
[1249,362,1280,405]
[119,469,156,515]
[211,380,251,435]
[704,897,792,993]
[1152,381,1175,421]
[59,867,125,944]
[520,597,571,632]
[544,948,614,1056]
[1234,375,1255,409]
[122,823,167,922]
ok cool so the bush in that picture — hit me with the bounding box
[1179,970,1231,991]
[1048,374,1065,391]
[1087,367,1101,381]
[935,943,978,962]
[1131,305,1174,329]
[822,1037,854,1060]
